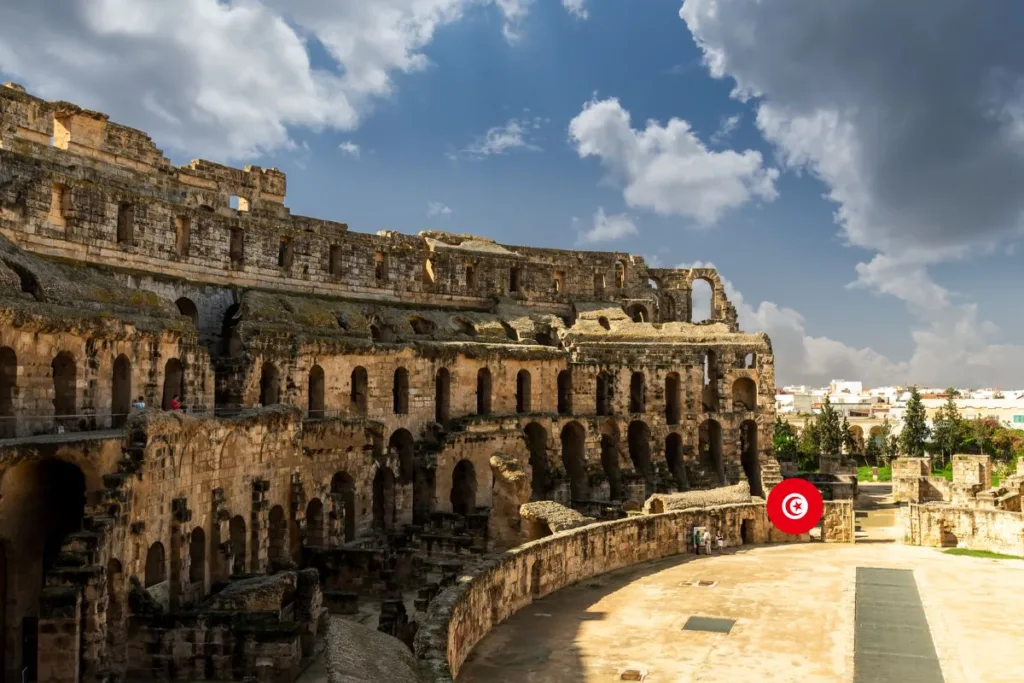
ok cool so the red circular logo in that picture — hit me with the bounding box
[766,478,823,535]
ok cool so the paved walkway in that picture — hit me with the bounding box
[457,542,1024,682]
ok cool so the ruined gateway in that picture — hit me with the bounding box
[0,82,776,683]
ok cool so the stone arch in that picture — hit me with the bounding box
[516,369,532,414]
[596,370,614,416]
[850,425,865,453]
[112,354,132,428]
[229,515,247,575]
[702,350,719,412]
[268,505,289,569]
[389,428,415,484]
[740,419,762,497]
[308,365,325,418]
[450,459,477,516]
[600,419,622,500]
[614,259,626,288]
[560,421,588,501]
[220,303,242,356]
[175,297,198,326]
[51,350,76,421]
[665,372,681,425]
[305,498,324,549]
[733,377,757,411]
[260,362,281,406]
[393,367,409,414]
[331,472,357,543]
[145,542,166,588]
[524,422,550,501]
[189,527,206,586]
[690,277,714,322]
[557,370,572,414]
[476,367,492,415]
[665,432,688,490]
[743,352,756,369]
[629,371,646,413]
[162,357,184,410]
[625,304,648,323]
[350,366,368,416]
[0,458,85,676]
[699,419,726,485]
[372,466,397,534]
[627,420,654,496]
[435,367,451,425]
[869,425,884,445]
[0,346,15,438]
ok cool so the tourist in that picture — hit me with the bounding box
[702,529,712,555]
[693,527,702,554]
[716,533,724,553]
[133,396,146,410]
[170,394,183,411]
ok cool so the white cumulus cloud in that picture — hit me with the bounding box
[427,201,453,217]
[338,141,361,158]
[455,118,544,159]
[562,0,589,20]
[578,207,638,243]
[568,97,778,225]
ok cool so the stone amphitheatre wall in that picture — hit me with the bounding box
[901,504,1024,557]
[414,502,810,681]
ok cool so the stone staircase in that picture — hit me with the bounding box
[760,457,783,494]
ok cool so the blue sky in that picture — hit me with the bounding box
[3,0,1024,388]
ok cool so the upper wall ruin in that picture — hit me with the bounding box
[0,83,743,327]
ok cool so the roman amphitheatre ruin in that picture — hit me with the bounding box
[0,82,1022,683]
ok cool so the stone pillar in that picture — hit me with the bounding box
[169,498,191,611]
[250,480,270,573]
[37,588,82,683]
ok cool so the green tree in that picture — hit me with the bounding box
[865,433,882,464]
[878,416,898,466]
[931,394,966,465]
[772,417,799,462]
[818,396,844,454]
[841,414,859,454]
[899,387,930,457]
[945,386,960,398]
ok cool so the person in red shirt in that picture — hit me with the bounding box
[170,395,182,411]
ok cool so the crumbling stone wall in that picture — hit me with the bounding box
[822,500,855,543]
[901,503,1024,556]
[413,501,802,682]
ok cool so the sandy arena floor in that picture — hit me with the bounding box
[458,531,1024,682]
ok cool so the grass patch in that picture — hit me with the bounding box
[857,466,891,482]
[942,548,1023,560]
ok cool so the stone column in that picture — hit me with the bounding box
[37,588,82,683]
[250,479,270,573]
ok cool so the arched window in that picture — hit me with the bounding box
[733,377,757,411]
[450,460,477,516]
[308,365,325,418]
[52,351,77,419]
[393,368,409,414]
[111,354,131,428]
[629,371,645,413]
[331,472,357,542]
[516,370,532,414]
[665,372,681,425]
[162,358,184,410]
[229,516,247,576]
[350,367,368,416]
[175,297,198,326]
[557,370,572,415]
[435,368,451,425]
[144,542,166,588]
[189,528,206,585]
[596,371,613,416]
[476,368,492,415]
[259,362,280,406]
[372,467,396,534]
[560,422,588,501]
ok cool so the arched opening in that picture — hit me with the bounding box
[699,419,726,485]
[702,350,719,412]
[455,318,477,337]
[661,295,675,322]
[665,372,681,425]
[557,370,572,415]
[350,367,368,416]
[743,352,756,369]
[450,460,477,516]
[869,425,884,447]
[740,420,762,497]
[596,370,613,416]
[289,519,302,566]
[464,263,476,289]
[229,515,247,576]
[393,367,409,414]
[600,420,622,500]
[175,297,198,326]
[0,346,15,438]
[220,303,242,357]
[260,362,281,406]
[162,358,184,410]
[51,351,76,422]
[509,267,520,293]
[409,316,435,335]
[849,425,865,454]
[0,458,85,679]
[500,320,519,342]
[145,542,166,588]
[560,422,589,502]
[690,278,713,322]
[516,370,532,414]
[614,260,626,288]
[524,423,550,501]
[733,377,757,411]
[629,372,645,413]
[308,365,325,418]
[189,527,206,586]
[627,421,654,496]
[389,428,415,484]
[372,467,397,534]
[435,368,451,425]
[305,498,324,549]
[626,304,648,323]
[112,354,132,428]
[665,432,688,490]
[331,472,357,543]
[268,506,289,569]
[476,367,492,415]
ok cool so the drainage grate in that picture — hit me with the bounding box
[682,616,735,634]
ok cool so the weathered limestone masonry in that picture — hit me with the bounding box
[0,82,778,683]
[898,454,1024,555]
[413,502,852,682]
